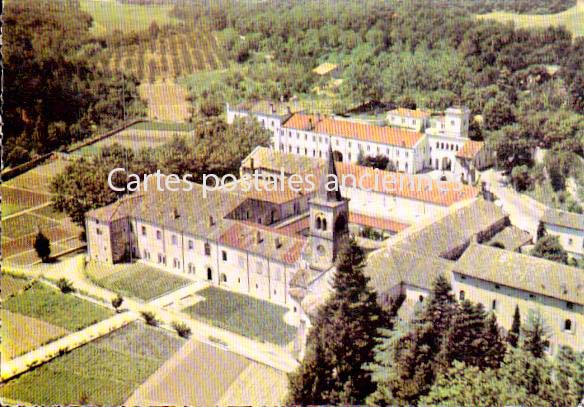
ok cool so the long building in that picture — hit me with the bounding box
[227,101,493,183]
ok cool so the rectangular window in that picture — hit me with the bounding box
[188,240,194,250]
[172,235,178,246]
[141,226,147,236]
[222,250,227,262]
[204,243,211,256]
[156,230,162,240]
[238,256,245,267]
[96,228,102,235]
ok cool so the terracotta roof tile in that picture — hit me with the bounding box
[456,140,484,159]
[218,221,305,265]
[283,114,424,148]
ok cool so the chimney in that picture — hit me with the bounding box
[250,158,255,170]
[286,106,291,115]
[209,215,215,227]
[308,117,314,130]
[269,103,275,114]
[275,236,282,249]
[172,208,180,219]
[317,112,321,122]
[255,230,263,244]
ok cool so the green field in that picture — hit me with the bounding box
[130,121,196,132]
[183,287,296,346]
[478,5,584,37]
[3,282,114,331]
[86,262,192,301]
[2,202,26,217]
[80,0,180,35]
[0,274,30,300]
[2,213,58,239]
[0,322,184,405]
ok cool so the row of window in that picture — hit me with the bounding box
[436,142,460,152]
[458,290,576,333]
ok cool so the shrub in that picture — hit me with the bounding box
[140,310,158,326]
[172,321,192,338]
[112,294,124,312]
[56,278,74,293]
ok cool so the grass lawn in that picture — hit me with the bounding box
[0,274,30,300]
[79,0,180,35]
[183,287,296,346]
[3,282,114,331]
[0,322,185,405]
[86,261,192,301]
[1,310,69,363]
[477,4,584,37]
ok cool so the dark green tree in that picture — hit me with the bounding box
[507,305,521,348]
[531,235,568,264]
[286,237,388,405]
[34,230,51,262]
[521,310,550,359]
[368,275,457,405]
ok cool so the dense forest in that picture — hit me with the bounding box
[3,0,144,167]
[173,0,584,211]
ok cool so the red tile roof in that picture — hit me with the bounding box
[218,222,305,265]
[277,217,310,235]
[283,114,424,148]
[456,140,484,159]
[335,162,479,207]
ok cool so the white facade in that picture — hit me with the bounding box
[452,272,584,355]
[233,102,475,176]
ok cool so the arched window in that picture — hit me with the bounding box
[459,290,465,301]
[565,319,572,331]
[322,218,327,231]
[316,217,322,230]
[221,273,227,283]
[419,295,424,303]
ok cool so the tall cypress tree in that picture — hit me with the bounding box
[507,305,521,348]
[287,237,388,405]
[439,302,505,371]
[368,275,457,405]
[522,310,550,359]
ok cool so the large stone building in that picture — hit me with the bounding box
[227,102,493,183]
[87,147,582,357]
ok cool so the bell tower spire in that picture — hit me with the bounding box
[308,148,349,271]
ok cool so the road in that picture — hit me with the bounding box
[481,169,546,237]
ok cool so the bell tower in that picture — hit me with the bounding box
[309,147,349,271]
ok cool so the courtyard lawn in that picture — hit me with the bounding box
[86,262,192,301]
[183,287,296,346]
[0,322,185,405]
[3,282,114,331]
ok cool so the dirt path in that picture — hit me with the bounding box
[138,81,191,122]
